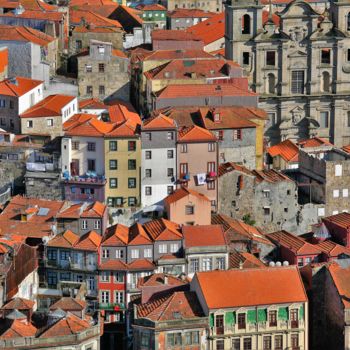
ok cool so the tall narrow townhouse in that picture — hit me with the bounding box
[104,119,141,208]
[177,125,218,211]
[141,114,177,207]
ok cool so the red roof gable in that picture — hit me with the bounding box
[268,139,299,162]
[183,225,226,248]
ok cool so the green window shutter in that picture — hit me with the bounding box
[278,307,289,321]
[225,312,235,326]
[247,310,257,323]
[299,305,304,319]
[209,313,214,327]
[257,309,267,322]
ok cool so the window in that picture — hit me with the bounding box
[215,314,224,334]
[208,142,215,152]
[76,40,82,50]
[216,257,225,270]
[242,51,250,65]
[109,141,117,151]
[267,73,276,94]
[98,63,105,72]
[87,159,96,171]
[100,271,109,282]
[266,51,276,66]
[320,111,329,128]
[238,313,246,329]
[128,141,136,151]
[94,220,101,230]
[98,46,105,54]
[321,49,331,64]
[333,189,339,198]
[344,189,349,197]
[167,168,174,177]
[190,258,199,272]
[47,249,57,260]
[181,144,188,153]
[144,248,152,258]
[207,181,215,190]
[128,159,136,170]
[233,129,242,140]
[180,163,188,175]
[167,186,174,194]
[86,86,93,95]
[167,131,174,140]
[167,150,174,158]
[275,335,283,350]
[269,310,277,326]
[167,333,182,347]
[115,250,124,259]
[185,331,199,345]
[131,249,139,258]
[242,14,250,34]
[102,249,109,258]
[114,272,124,282]
[243,338,252,350]
[110,178,118,188]
[115,291,124,303]
[48,271,57,287]
[264,207,270,216]
[145,151,152,159]
[81,220,87,230]
[87,142,96,151]
[290,309,299,328]
[99,86,105,96]
[305,257,312,264]
[291,70,304,94]
[297,258,304,267]
[72,141,79,150]
[159,244,167,253]
[170,243,178,253]
[263,336,272,350]
[9,101,14,109]
[216,339,224,350]
[85,65,92,73]
[109,160,117,170]
[348,13,350,31]
[335,164,342,176]
[207,162,215,172]
[128,197,136,206]
[202,257,212,271]
[145,132,152,141]
[185,205,194,215]
[322,71,331,92]
[232,339,240,350]
[101,291,110,303]
[128,178,136,188]
[263,190,270,198]
[27,120,33,128]
[145,186,152,196]
[47,118,53,127]
[141,333,150,347]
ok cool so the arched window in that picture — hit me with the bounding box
[242,14,251,34]
[322,71,331,92]
[267,73,276,94]
[347,13,350,31]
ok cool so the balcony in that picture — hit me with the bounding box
[99,303,125,311]
[206,171,217,181]
[62,173,106,185]
[177,173,190,183]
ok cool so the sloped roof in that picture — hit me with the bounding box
[57,201,106,219]
[50,297,86,311]
[128,258,155,271]
[164,187,210,205]
[316,240,350,258]
[0,77,42,97]
[102,223,129,246]
[79,98,107,110]
[47,230,79,248]
[138,273,187,287]
[252,169,293,183]
[322,212,350,229]
[195,266,307,309]
[137,291,204,321]
[218,161,253,177]
[1,298,34,310]
[106,119,139,138]
[142,114,177,130]
[98,259,128,271]
[152,29,202,42]
[74,231,101,251]
[267,230,321,255]
[69,8,122,28]
[168,8,216,18]
[328,263,350,308]
[298,137,333,149]
[178,125,216,142]
[183,225,226,248]
[107,99,141,125]
[0,319,37,338]
[143,218,182,241]
[20,95,75,118]
[230,251,267,269]
[267,139,299,162]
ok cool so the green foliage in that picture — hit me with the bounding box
[242,214,256,226]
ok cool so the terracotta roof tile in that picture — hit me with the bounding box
[20,95,75,118]
[79,98,107,110]
[106,119,139,137]
[298,137,333,149]
[0,319,37,338]
[229,251,266,269]
[142,114,177,130]
[168,8,216,18]
[268,139,299,162]
[183,225,226,248]
[328,263,350,308]
[0,10,64,21]
[137,3,166,11]
[102,224,129,246]
[0,77,42,97]
[0,47,7,74]
[1,298,34,310]
[218,162,253,177]
[128,258,155,271]
[323,212,350,229]
[133,49,214,62]
[143,218,182,241]
[195,266,307,309]
[164,187,210,206]
[69,9,122,28]
[50,297,86,311]
[47,230,79,248]
[178,125,216,142]
[99,259,128,271]
[74,231,101,251]
[64,116,114,137]
[152,29,202,42]
[252,169,294,183]
[262,10,280,25]
[316,240,350,257]
[81,201,106,218]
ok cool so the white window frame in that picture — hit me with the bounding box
[102,249,109,259]
[144,248,152,258]
[159,244,167,254]
[94,220,101,230]
[343,189,349,198]
[81,219,87,230]
[131,249,139,259]
[335,164,343,177]
[170,243,178,253]
[333,189,340,198]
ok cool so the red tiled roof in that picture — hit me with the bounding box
[133,49,214,62]
[343,145,350,154]
[64,115,114,137]
[102,223,129,246]
[137,291,204,321]
[0,77,42,97]
[128,258,155,271]
[137,3,166,11]
[262,10,280,26]
[155,83,257,99]
[98,259,128,271]
[56,201,106,219]
[50,297,86,311]
[106,119,139,137]
[195,266,307,309]
[1,297,34,310]
[316,240,350,258]
[47,230,79,248]
[81,201,106,218]
[0,10,64,22]
[79,98,107,110]
[178,125,216,142]
[128,223,153,245]
[138,273,187,287]
[142,114,177,130]
[168,8,216,18]
[20,95,75,118]
[252,169,293,183]
[152,29,201,42]
[298,137,333,148]
[0,25,55,46]
[328,263,350,308]
[74,231,101,251]
[267,230,321,255]
[183,225,226,248]
[106,99,140,124]
[0,47,7,74]
[17,0,57,11]
[322,212,350,229]
[0,320,37,338]
[218,162,253,178]
[143,218,182,241]
[268,139,299,162]
[164,187,210,206]
[73,25,120,33]
[229,251,266,269]
[186,12,224,45]
[69,9,122,28]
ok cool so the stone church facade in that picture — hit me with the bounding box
[225,0,350,147]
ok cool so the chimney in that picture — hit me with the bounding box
[239,261,243,269]
[164,275,168,285]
